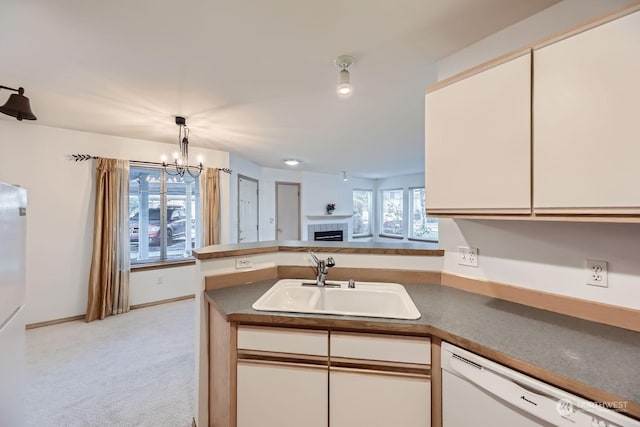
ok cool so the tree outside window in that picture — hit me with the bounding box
[353,189,372,237]
[409,187,438,242]
[381,189,404,237]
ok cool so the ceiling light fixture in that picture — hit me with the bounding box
[334,55,355,97]
[342,171,348,182]
[284,159,300,166]
[0,85,37,121]
[162,116,203,178]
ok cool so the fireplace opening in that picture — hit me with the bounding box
[314,230,344,242]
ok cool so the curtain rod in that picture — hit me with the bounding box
[69,154,232,174]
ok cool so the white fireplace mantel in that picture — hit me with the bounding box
[306,213,353,220]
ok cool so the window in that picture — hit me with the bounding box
[352,189,373,237]
[129,164,200,264]
[380,189,404,237]
[409,187,438,242]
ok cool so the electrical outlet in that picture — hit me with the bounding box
[235,258,253,269]
[458,246,479,267]
[156,276,163,285]
[586,260,608,287]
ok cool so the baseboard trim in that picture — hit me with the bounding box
[26,295,196,329]
[130,294,195,310]
[440,272,640,332]
[26,314,86,330]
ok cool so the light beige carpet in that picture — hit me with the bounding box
[26,299,195,427]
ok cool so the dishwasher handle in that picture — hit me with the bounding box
[449,355,592,426]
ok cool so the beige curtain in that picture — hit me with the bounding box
[200,168,220,246]
[86,158,130,322]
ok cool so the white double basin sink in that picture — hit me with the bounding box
[252,279,421,320]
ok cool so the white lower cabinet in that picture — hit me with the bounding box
[235,326,431,427]
[330,367,431,427]
[236,360,328,427]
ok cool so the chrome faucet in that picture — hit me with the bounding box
[309,251,335,286]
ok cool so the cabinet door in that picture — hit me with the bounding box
[425,52,531,214]
[534,10,640,214]
[237,360,328,427]
[330,368,430,427]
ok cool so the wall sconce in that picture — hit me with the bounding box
[0,85,37,121]
[334,55,355,97]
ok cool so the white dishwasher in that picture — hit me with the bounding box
[441,342,639,427]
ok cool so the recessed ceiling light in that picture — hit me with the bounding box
[284,159,300,166]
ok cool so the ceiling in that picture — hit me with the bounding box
[0,0,559,178]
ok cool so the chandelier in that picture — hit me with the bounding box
[163,116,203,178]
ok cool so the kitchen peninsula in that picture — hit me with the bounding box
[192,241,640,427]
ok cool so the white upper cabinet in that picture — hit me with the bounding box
[425,51,532,214]
[533,10,640,214]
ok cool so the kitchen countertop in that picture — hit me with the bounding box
[193,239,443,260]
[205,279,640,418]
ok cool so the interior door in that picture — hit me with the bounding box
[276,182,300,240]
[238,175,259,243]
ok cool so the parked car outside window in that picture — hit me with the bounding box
[129,206,187,245]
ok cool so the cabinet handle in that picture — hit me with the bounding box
[238,359,328,370]
[330,366,430,380]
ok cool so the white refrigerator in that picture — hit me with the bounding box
[0,182,26,427]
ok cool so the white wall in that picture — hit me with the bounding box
[228,154,305,242]
[435,0,640,310]
[228,155,379,242]
[437,0,633,80]
[300,171,352,241]
[0,120,230,323]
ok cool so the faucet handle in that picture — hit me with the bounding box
[309,250,320,264]
[326,257,335,268]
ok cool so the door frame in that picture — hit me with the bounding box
[237,174,259,243]
[275,181,301,240]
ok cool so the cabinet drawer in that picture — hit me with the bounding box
[237,326,328,356]
[331,332,430,365]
